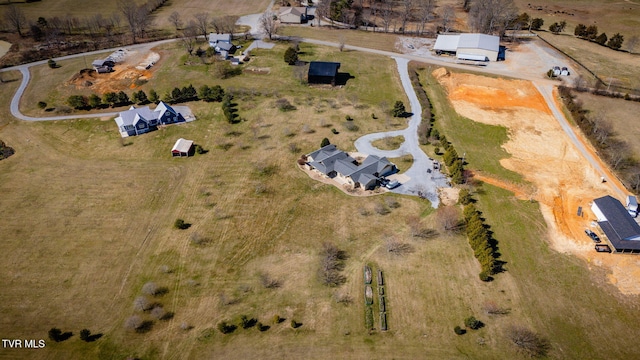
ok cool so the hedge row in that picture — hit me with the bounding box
[463,204,501,280]
[439,136,464,184]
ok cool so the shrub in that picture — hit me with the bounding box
[479,271,492,282]
[37,101,47,109]
[290,319,302,328]
[240,315,257,329]
[48,328,63,342]
[67,95,88,110]
[320,138,331,147]
[276,98,296,111]
[124,315,144,331]
[79,329,91,342]
[331,128,339,134]
[284,46,298,65]
[217,321,237,334]
[345,115,353,121]
[344,121,359,132]
[464,316,482,330]
[174,218,189,229]
[391,100,406,117]
[458,189,472,205]
[272,315,283,324]
[454,326,465,335]
[47,59,57,68]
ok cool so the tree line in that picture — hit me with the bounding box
[65,84,225,110]
[574,24,629,51]
[558,86,640,193]
[463,202,502,281]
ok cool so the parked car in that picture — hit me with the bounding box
[585,229,601,243]
[385,180,400,189]
[561,67,570,76]
[595,244,611,253]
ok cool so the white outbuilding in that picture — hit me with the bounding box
[434,33,500,62]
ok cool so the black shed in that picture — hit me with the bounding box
[308,61,341,85]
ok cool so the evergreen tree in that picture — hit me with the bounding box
[607,33,624,49]
[595,33,608,45]
[88,94,102,108]
[149,89,159,103]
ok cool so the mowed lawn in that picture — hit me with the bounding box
[3,40,640,360]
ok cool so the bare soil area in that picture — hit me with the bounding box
[67,49,160,94]
[434,68,640,294]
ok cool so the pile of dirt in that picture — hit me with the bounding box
[66,49,159,94]
[434,68,640,295]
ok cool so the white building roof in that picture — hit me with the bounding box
[433,34,460,52]
[434,33,499,53]
[458,33,500,52]
[172,138,194,153]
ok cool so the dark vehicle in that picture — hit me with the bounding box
[585,229,601,243]
[595,244,611,253]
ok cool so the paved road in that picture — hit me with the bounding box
[355,57,449,206]
[1,39,176,121]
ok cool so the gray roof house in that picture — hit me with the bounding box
[114,101,187,138]
[306,144,396,190]
[208,33,237,59]
[591,195,640,253]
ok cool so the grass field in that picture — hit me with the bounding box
[513,0,640,46]
[537,32,640,91]
[371,135,404,151]
[4,27,640,359]
[279,26,401,53]
[574,93,640,157]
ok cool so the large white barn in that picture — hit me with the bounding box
[433,33,500,62]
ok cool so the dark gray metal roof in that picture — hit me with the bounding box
[308,61,340,77]
[594,195,640,251]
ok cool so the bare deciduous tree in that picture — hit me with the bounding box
[436,205,462,232]
[506,325,550,357]
[151,306,166,320]
[385,236,415,255]
[124,315,143,331]
[4,5,26,36]
[379,0,394,33]
[211,15,238,34]
[468,0,518,36]
[142,282,159,296]
[259,272,282,288]
[259,12,276,40]
[194,13,209,39]
[416,0,436,35]
[169,11,182,30]
[400,0,414,33]
[626,35,639,53]
[439,5,455,33]
[180,22,198,55]
[133,296,152,311]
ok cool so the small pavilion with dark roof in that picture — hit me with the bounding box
[591,195,640,253]
[308,61,341,86]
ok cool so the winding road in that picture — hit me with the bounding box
[0,18,627,201]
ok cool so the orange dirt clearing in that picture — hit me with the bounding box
[67,50,159,94]
[434,68,640,295]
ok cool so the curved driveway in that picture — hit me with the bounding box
[1,28,626,200]
[355,57,449,206]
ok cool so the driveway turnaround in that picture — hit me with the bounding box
[355,57,450,207]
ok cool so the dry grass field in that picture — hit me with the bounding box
[278,26,401,53]
[4,28,640,360]
[537,32,640,91]
[574,93,640,157]
[0,0,271,31]
[513,0,640,44]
